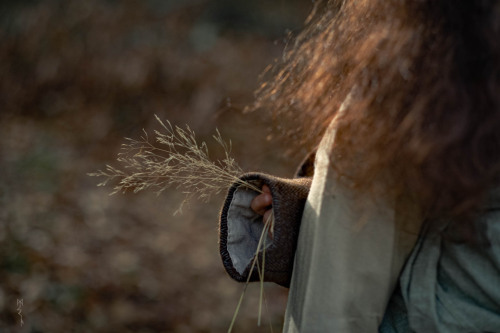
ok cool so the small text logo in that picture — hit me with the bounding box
[16,299,24,327]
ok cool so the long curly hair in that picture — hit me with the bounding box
[251,0,500,222]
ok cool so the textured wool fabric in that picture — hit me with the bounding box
[219,173,311,287]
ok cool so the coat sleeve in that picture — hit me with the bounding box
[219,172,312,288]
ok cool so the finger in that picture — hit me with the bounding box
[251,192,272,215]
[263,209,272,225]
[263,209,273,239]
[262,184,271,194]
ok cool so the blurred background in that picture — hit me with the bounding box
[0,0,312,332]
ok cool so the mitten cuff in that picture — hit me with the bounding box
[220,173,311,287]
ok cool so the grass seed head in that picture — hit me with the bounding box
[89,115,262,214]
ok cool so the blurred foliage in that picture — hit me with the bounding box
[0,0,311,332]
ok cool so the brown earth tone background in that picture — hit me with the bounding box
[0,0,312,332]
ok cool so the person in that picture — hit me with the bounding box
[219,0,500,332]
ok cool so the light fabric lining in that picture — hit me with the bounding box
[226,186,273,274]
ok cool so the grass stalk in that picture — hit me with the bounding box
[228,211,274,333]
[89,115,273,331]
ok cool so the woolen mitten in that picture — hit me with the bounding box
[219,173,312,288]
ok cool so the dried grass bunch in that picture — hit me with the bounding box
[89,115,274,332]
[89,115,261,213]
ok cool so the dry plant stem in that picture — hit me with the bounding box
[255,222,274,333]
[228,211,275,333]
[89,115,273,330]
[255,211,275,332]
[255,213,272,329]
[88,115,263,213]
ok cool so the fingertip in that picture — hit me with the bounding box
[251,193,269,214]
[263,192,272,205]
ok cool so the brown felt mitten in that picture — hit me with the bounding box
[219,173,311,288]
